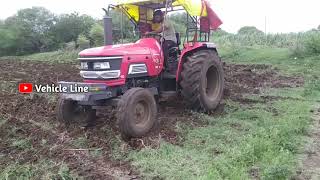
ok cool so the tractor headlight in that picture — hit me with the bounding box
[80,62,88,70]
[93,62,110,70]
[128,64,148,74]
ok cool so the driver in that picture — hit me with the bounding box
[147,10,177,61]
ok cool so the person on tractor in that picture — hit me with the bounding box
[146,10,177,64]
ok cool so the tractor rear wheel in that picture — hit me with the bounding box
[117,88,157,139]
[180,50,224,111]
[57,98,96,127]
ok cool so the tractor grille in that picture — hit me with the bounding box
[80,70,121,79]
[78,56,123,79]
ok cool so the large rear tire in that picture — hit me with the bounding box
[57,98,96,127]
[117,88,157,139]
[180,50,224,111]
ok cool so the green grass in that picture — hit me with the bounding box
[0,50,79,63]
[0,81,17,93]
[220,46,320,76]
[123,47,320,179]
[128,96,314,179]
[11,139,33,150]
[0,160,78,180]
[262,87,320,102]
[0,118,8,128]
[71,136,89,148]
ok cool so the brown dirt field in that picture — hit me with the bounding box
[0,59,304,179]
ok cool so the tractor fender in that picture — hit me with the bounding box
[176,42,218,82]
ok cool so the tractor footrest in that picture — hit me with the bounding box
[162,72,176,79]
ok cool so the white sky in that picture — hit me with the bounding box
[0,0,319,33]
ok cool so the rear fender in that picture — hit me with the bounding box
[176,42,218,82]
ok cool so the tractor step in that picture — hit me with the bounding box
[162,71,176,79]
[159,91,177,102]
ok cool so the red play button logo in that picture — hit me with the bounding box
[19,83,33,93]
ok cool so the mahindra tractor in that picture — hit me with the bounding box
[57,0,225,139]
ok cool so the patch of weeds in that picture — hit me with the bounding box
[261,152,294,180]
[303,78,320,99]
[221,47,320,77]
[0,81,17,93]
[89,148,103,158]
[224,100,242,113]
[41,139,47,146]
[58,164,74,180]
[175,121,193,137]
[0,117,8,128]
[262,88,305,100]
[0,164,34,180]
[98,125,129,160]
[0,160,79,180]
[263,78,320,102]
[71,137,89,149]
[242,94,266,103]
[11,138,33,150]
[110,135,129,160]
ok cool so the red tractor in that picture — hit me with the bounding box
[57,0,224,139]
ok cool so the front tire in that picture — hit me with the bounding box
[180,50,224,111]
[57,98,96,127]
[117,88,157,139]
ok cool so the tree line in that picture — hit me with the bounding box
[0,6,319,57]
[0,7,136,56]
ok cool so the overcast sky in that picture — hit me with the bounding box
[0,0,319,33]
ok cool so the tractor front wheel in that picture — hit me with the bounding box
[57,98,96,127]
[117,88,157,139]
[180,50,224,111]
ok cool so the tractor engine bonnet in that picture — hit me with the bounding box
[80,43,149,56]
[79,38,161,56]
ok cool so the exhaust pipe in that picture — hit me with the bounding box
[103,15,113,46]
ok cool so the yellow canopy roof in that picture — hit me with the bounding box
[114,0,207,21]
[115,0,165,4]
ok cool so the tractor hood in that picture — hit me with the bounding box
[79,43,150,56]
[79,38,161,57]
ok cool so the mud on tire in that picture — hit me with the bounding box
[180,50,224,111]
[57,98,96,127]
[117,88,157,139]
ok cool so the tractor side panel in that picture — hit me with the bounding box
[176,42,217,82]
[135,38,165,76]
[124,54,162,77]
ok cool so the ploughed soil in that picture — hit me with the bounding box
[0,59,304,179]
